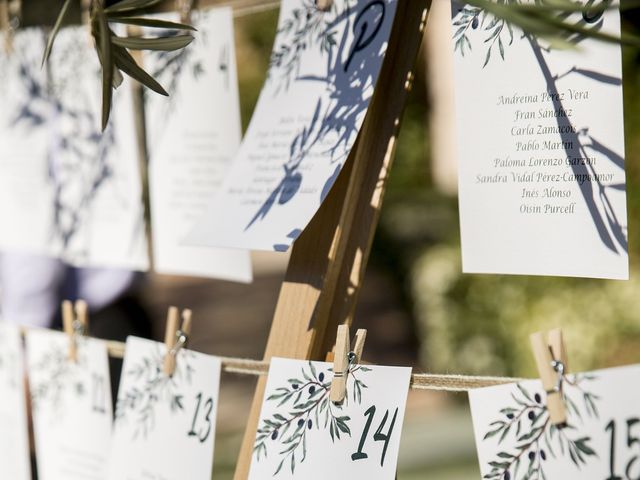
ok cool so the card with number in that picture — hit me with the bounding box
[249,357,411,479]
[145,7,252,282]
[107,336,221,480]
[0,323,31,480]
[26,329,113,480]
[186,0,398,252]
[469,364,640,479]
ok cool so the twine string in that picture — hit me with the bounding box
[21,326,526,392]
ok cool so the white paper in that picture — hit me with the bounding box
[452,2,628,279]
[470,364,640,480]
[26,329,113,480]
[0,323,32,480]
[146,8,252,281]
[0,29,54,255]
[0,26,149,270]
[108,336,221,480]
[249,357,411,479]
[186,0,398,252]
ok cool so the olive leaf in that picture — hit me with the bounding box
[43,0,195,130]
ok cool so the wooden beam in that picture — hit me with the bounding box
[233,1,430,478]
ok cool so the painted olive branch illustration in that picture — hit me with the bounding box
[268,0,338,91]
[29,343,88,417]
[253,361,370,476]
[453,4,514,67]
[482,375,599,480]
[115,345,195,439]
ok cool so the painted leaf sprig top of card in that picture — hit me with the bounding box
[469,365,640,480]
[452,1,628,279]
[249,357,411,479]
[186,0,398,252]
[145,7,252,281]
[0,324,32,480]
[0,26,148,271]
[107,337,221,480]
[26,329,113,480]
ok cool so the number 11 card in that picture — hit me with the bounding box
[107,336,221,480]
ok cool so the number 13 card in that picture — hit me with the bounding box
[107,336,221,480]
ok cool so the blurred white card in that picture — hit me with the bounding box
[249,357,411,479]
[186,0,398,252]
[108,336,221,480]
[0,323,31,480]
[0,26,148,270]
[27,329,113,480]
[0,28,53,255]
[469,364,640,480]
[451,2,627,278]
[145,8,252,281]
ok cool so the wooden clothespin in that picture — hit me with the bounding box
[330,324,367,404]
[62,299,89,363]
[81,0,92,37]
[316,0,333,12]
[162,306,193,377]
[530,328,568,426]
[0,0,11,53]
[177,0,194,24]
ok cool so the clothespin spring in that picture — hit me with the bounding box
[332,351,356,380]
[163,307,193,377]
[546,359,565,396]
[168,329,188,358]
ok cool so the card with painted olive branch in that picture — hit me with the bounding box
[0,323,31,480]
[469,364,640,479]
[185,0,398,253]
[107,336,221,480]
[26,328,113,480]
[249,357,411,479]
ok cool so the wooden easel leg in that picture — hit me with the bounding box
[233,2,431,478]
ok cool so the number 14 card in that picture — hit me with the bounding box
[107,336,221,480]
[249,357,411,479]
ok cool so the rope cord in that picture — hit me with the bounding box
[20,326,526,392]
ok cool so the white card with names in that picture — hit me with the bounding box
[26,329,113,480]
[0,323,31,480]
[186,0,398,252]
[107,336,221,480]
[249,357,411,479]
[451,1,627,278]
[145,8,252,281]
[470,364,640,480]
